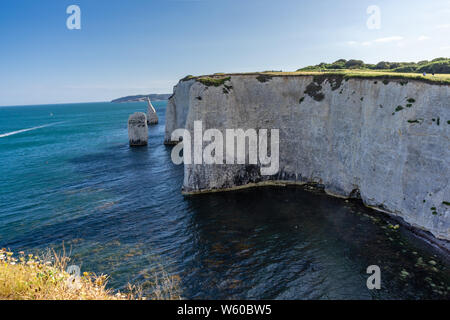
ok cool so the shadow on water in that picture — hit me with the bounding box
[181,187,450,299]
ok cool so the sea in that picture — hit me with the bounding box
[0,101,448,299]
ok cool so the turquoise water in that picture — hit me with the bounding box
[0,102,449,299]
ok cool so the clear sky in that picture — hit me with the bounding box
[0,0,449,106]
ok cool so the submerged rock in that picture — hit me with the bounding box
[146,98,158,125]
[128,112,148,146]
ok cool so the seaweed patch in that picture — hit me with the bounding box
[197,77,231,87]
[304,82,325,102]
[313,74,344,91]
[256,74,273,83]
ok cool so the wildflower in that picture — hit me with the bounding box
[19,251,25,255]
[6,252,13,256]
[95,276,106,286]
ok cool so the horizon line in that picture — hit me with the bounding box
[0,100,110,108]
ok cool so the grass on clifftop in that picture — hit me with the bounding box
[187,58,450,85]
[188,70,450,85]
[298,58,450,74]
[293,58,450,84]
[0,248,181,300]
[276,69,450,84]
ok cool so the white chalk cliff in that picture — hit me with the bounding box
[165,74,450,240]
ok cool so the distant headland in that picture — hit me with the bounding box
[111,94,171,103]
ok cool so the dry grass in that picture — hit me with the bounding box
[142,267,182,300]
[0,248,181,300]
[267,69,450,84]
[193,70,450,85]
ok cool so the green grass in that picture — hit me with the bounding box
[191,70,450,85]
[269,70,450,85]
[181,75,196,82]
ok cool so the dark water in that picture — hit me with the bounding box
[0,102,449,299]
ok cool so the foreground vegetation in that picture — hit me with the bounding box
[0,248,181,300]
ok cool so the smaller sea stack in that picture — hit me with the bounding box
[128,112,148,146]
[146,98,159,125]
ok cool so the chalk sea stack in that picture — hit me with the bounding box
[146,98,159,125]
[128,112,148,146]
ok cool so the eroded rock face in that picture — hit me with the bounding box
[165,74,450,240]
[128,112,148,146]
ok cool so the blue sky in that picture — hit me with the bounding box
[0,0,449,106]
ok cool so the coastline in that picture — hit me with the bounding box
[167,74,449,242]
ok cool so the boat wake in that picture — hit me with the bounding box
[0,122,63,138]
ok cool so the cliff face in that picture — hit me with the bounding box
[164,79,196,145]
[165,74,450,240]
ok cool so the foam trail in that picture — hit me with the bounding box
[0,122,63,138]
